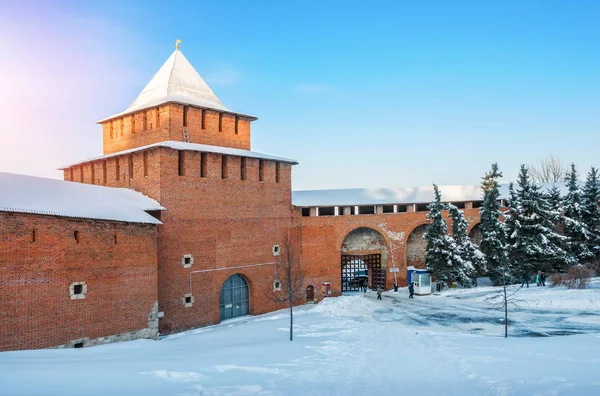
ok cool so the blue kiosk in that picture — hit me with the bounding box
[407,266,432,296]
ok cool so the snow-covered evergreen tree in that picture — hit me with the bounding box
[479,163,507,285]
[563,164,594,263]
[448,204,483,281]
[425,185,473,286]
[506,165,576,276]
[580,167,600,261]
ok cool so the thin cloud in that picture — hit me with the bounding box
[294,83,332,94]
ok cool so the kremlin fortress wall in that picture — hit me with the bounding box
[1,46,485,351]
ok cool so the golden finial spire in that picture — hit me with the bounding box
[175,39,182,51]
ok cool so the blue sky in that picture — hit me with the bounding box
[1,0,599,190]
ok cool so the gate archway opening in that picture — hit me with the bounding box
[340,227,388,294]
[219,274,249,321]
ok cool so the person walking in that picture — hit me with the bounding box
[376,286,383,300]
[521,273,530,288]
[408,282,414,299]
[536,271,541,287]
[540,271,546,287]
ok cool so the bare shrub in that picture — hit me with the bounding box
[549,273,567,288]
[565,264,591,289]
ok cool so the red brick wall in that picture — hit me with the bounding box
[154,147,297,333]
[100,104,252,155]
[299,208,481,296]
[0,213,158,351]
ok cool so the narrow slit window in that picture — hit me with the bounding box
[91,163,95,184]
[109,122,113,139]
[128,155,134,179]
[102,160,107,184]
[235,116,239,134]
[156,107,160,127]
[114,233,118,244]
[143,151,148,177]
[116,158,120,181]
[183,106,188,127]
[275,162,281,183]
[259,160,264,182]
[80,166,84,183]
[31,228,36,243]
[131,114,136,134]
[201,109,206,129]
[218,113,223,132]
[143,111,147,130]
[200,152,207,178]
[74,231,79,243]
[241,157,247,180]
[221,155,228,179]
[120,118,124,136]
[70,168,73,181]
[178,151,185,176]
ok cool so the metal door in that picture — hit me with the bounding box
[219,274,249,321]
[341,254,383,294]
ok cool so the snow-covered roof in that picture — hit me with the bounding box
[59,140,298,169]
[0,172,164,224]
[292,182,568,207]
[98,49,256,123]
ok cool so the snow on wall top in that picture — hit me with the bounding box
[292,182,568,207]
[0,172,164,224]
[98,49,256,123]
[59,141,298,170]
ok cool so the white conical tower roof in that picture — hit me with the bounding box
[99,46,254,122]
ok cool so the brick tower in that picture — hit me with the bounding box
[62,42,299,334]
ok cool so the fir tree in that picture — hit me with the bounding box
[425,185,473,286]
[506,165,576,276]
[479,163,507,285]
[580,167,600,261]
[563,164,593,263]
[448,204,483,282]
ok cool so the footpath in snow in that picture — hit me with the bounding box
[0,283,599,395]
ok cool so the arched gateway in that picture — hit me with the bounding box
[219,274,249,321]
[340,227,388,294]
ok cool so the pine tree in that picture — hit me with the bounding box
[479,163,507,285]
[425,185,473,286]
[563,164,593,263]
[580,167,600,261]
[448,204,483,282]
[506,165,576,277]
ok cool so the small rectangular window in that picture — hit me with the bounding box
[416,203,428,212]
[235,116,239,134]
[382,205,394,213]
[275,162,281,183]
[259,160,264,182]
[397,204,408,213]
[116,158,120,181]
[143,151,148,177]
[301,208,310,217]
[156,107,160,127]
[183,106,188,127]
[178,151,185,176]
[74,231,79,243]
[473,201,483,209]
[73,284,83,294]
[200,152,207,178]
[358,205,375,215]
[241,157,247,180]
[128,155,134,179]
[451,202,466,209]
[218,113,223,132]
[318,207,335,216]
[103,160,107,184]
[221,155,228,179]
[201,109,206,129]
[31,228,36,243]
[73,342,84,348]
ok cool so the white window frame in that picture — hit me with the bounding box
[182,254,194,268]
[70,281,87,300]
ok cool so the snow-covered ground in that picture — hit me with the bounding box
[1,282,599,396]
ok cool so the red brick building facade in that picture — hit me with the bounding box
[1,46,486,350]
